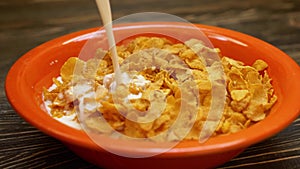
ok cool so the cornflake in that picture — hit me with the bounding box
[43,36,277,141]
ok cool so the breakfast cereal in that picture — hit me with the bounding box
[43,36,277,141]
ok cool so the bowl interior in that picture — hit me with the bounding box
[6,23,300,156]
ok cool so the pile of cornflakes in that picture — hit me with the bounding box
[43,36,277,142]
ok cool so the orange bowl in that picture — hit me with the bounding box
[5,23,300,169]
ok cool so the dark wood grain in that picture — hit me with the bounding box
[1,0,299,168]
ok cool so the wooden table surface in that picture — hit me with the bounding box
[1,0,299,168]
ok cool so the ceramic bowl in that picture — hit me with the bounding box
[6,22,300,169]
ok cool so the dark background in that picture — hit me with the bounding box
[1,0,299,168]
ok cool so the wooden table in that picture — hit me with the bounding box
[1,0,299,168]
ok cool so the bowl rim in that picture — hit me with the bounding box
[5,22,300,157]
